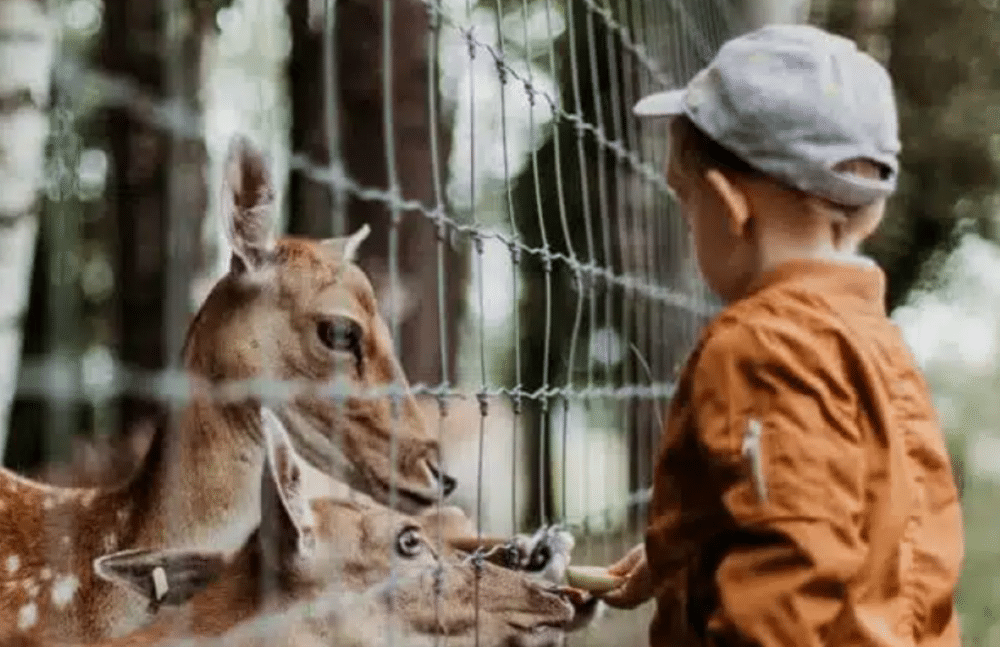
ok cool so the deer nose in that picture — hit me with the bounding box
[440,472,457,496]
[428,462,457,497]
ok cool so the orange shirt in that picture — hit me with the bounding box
[645,258,964,647]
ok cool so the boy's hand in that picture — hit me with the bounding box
[599,542,654,609]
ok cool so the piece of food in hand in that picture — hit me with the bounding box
[565,565,625,593]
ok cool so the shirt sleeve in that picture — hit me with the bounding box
[689,319,869,647]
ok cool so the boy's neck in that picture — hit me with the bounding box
[753,210,875,274]
[728,236,875,304]
[757,243,873,275]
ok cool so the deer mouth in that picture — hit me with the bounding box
[366,459,456,514]
[500,590,575,633]
[426,462,457,497]
[507,614,574,635]
[368,476,437,514]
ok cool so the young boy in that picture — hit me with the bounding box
[597,24,964,647]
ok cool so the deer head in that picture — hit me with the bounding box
[182,135,455,514]
[92,409,576,646]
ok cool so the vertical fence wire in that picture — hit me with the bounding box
[602,0,637,539]
[463,0,487,644]
[564,0,596,581]
[323,0,346,239]
[545,0,583,527]
[427,1,450,644]
[490,0,524,548]
[518,0,555,529]
[320,0,346,606]
[600,0,626,553]
[43,0,82,630]
[162,0,192,633]
[382,2,403,645]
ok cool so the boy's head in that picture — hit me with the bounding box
[634,25,901,302]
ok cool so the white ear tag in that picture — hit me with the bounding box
[152,566,169,602]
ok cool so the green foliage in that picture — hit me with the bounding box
[958,475,1000,645]
[905,268,1000,644]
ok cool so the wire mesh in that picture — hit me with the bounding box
[1,0,743,644]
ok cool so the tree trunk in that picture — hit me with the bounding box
[287,0,465,389]
[100,0,209,439]
[0,0,53,461]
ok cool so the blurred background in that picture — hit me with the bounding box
[0,0,997,644]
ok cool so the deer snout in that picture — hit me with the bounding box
[493,576,575,629]
[427,462,457,497]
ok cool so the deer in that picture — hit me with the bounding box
[70,408,587,647]
[0,134,577,644]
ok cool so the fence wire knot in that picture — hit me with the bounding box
[471,548,486,576]
[424,0,439,29]
[508,241,521,266]
[436,391,449,419]
[463,28,476,60]
[523,80,535,105]
[495,59,507,85]
[432,562,444,597]
[476,391,489,418]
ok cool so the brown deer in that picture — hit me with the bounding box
[0,134,464,643]
[0,134,575,644]
[79,408,582,647]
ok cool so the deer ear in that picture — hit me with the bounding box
[93,548,226,611]
[260,408,317,566]
[320,223,371,264]
[221,134,277,273]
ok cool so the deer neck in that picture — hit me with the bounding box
[82,400,267,639]
[127,399,266,554]
[0,404,264,646]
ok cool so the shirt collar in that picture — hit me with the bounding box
[741,256,887,316]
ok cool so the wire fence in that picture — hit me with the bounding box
[1,0,745,644]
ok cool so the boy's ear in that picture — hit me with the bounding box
[704,169,750,237]
[260,407,317,571]
[93,548,227,612]
[221,134,277,274]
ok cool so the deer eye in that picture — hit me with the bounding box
[316,317,362,361]
[395,526,423,558]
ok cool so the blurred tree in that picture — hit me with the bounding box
[98,0,212,438]
[286,0,467,390]
[0,0,53,461]
[821,0,1000,312]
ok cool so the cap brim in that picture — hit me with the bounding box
[632,90,686,117]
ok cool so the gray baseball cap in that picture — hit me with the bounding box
[634,24,900,207]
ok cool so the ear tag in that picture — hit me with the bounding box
[152,566,169,602]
